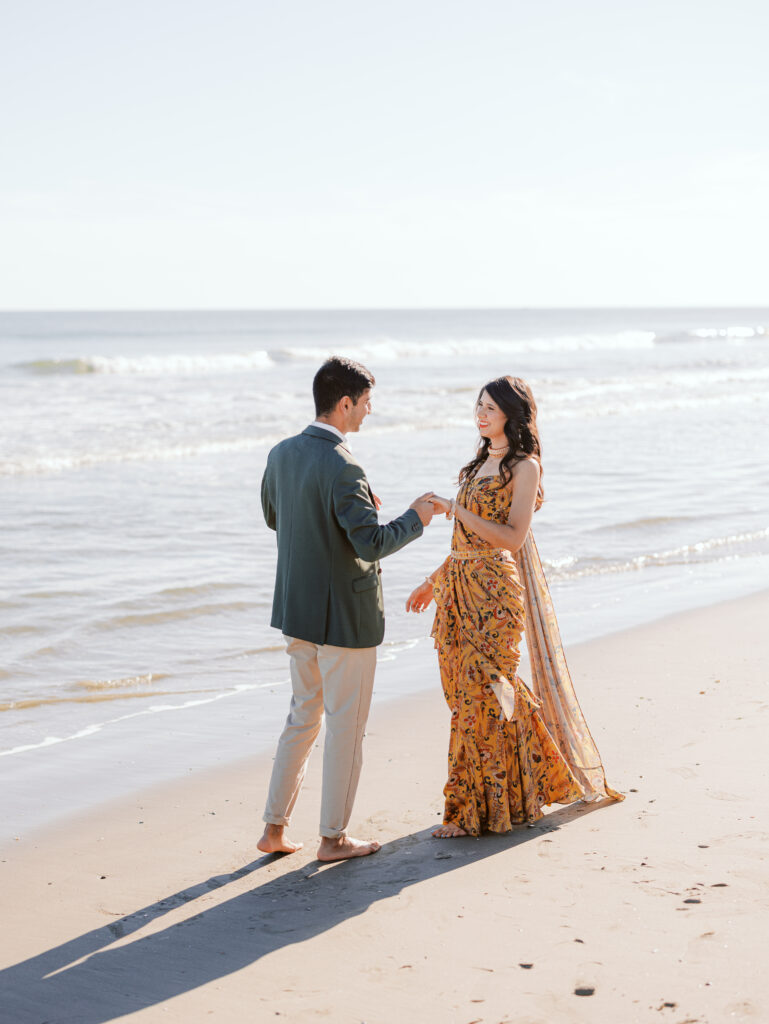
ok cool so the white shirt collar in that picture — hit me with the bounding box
[310,420,347,443]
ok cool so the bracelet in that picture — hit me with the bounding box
[424,575,434,586]
[446,499,456,520]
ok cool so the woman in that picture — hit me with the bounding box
[407,376,622,838]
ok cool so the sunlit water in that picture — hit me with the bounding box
[2,308,768,831]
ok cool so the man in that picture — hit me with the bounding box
[258,356,434,861]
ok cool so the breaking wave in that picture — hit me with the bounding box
[0,435,284,476]
[15,330,658,376]
[13,325,767,378]
[655,324,766,345]
[545,527,769,581]
[18,350,275,375]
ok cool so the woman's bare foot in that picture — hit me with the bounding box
[432,823,468,838]
[317,836,381,862]
[257,824,303,855]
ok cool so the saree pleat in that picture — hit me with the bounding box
[431,475,622,836]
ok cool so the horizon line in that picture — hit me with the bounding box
[2,304,769,315]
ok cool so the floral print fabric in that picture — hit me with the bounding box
[431,475,585,834]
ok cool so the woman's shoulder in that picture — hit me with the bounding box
[514,454,536,477]
[510,456,540,483]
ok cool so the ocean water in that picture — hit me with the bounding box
[2,308,768,832]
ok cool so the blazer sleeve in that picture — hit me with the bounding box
[332,461,423,562]
[261,464,277,532]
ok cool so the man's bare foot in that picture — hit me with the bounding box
[316,835,381,862]
[257,824,303,855]
[432,823,468,838]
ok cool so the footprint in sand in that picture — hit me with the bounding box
[724,1001,760,1017]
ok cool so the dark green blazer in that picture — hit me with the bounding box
[261,425,423,648]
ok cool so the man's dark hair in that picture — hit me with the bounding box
[313,356,375,416]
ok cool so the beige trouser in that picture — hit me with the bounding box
[263,635,377,839]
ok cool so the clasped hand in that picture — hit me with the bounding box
[426,494,452,517]
[407,492,453,526]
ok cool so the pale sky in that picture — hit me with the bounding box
[1,0,767,310]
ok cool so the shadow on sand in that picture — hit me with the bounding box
[2,801,612,1023]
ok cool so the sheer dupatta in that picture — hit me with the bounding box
[515,532,624,804]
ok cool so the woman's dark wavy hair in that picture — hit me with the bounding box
[459,376,544,510]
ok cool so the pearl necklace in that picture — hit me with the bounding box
[487,444,509,458]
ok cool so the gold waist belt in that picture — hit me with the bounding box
[449,547,510,561]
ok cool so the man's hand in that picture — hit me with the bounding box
[409,492,435,527]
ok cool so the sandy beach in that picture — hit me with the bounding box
[2,588,768,1024]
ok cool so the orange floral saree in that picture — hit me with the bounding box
[431,475,622,835]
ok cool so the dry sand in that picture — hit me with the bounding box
[2,589,768,1024]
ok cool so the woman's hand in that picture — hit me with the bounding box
[428,494,452,516]
[406,579,434,613]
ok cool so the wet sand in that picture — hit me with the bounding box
[2,590,768,1023]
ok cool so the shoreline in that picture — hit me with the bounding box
[3,577,769,846]
[2,588,768,1021]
